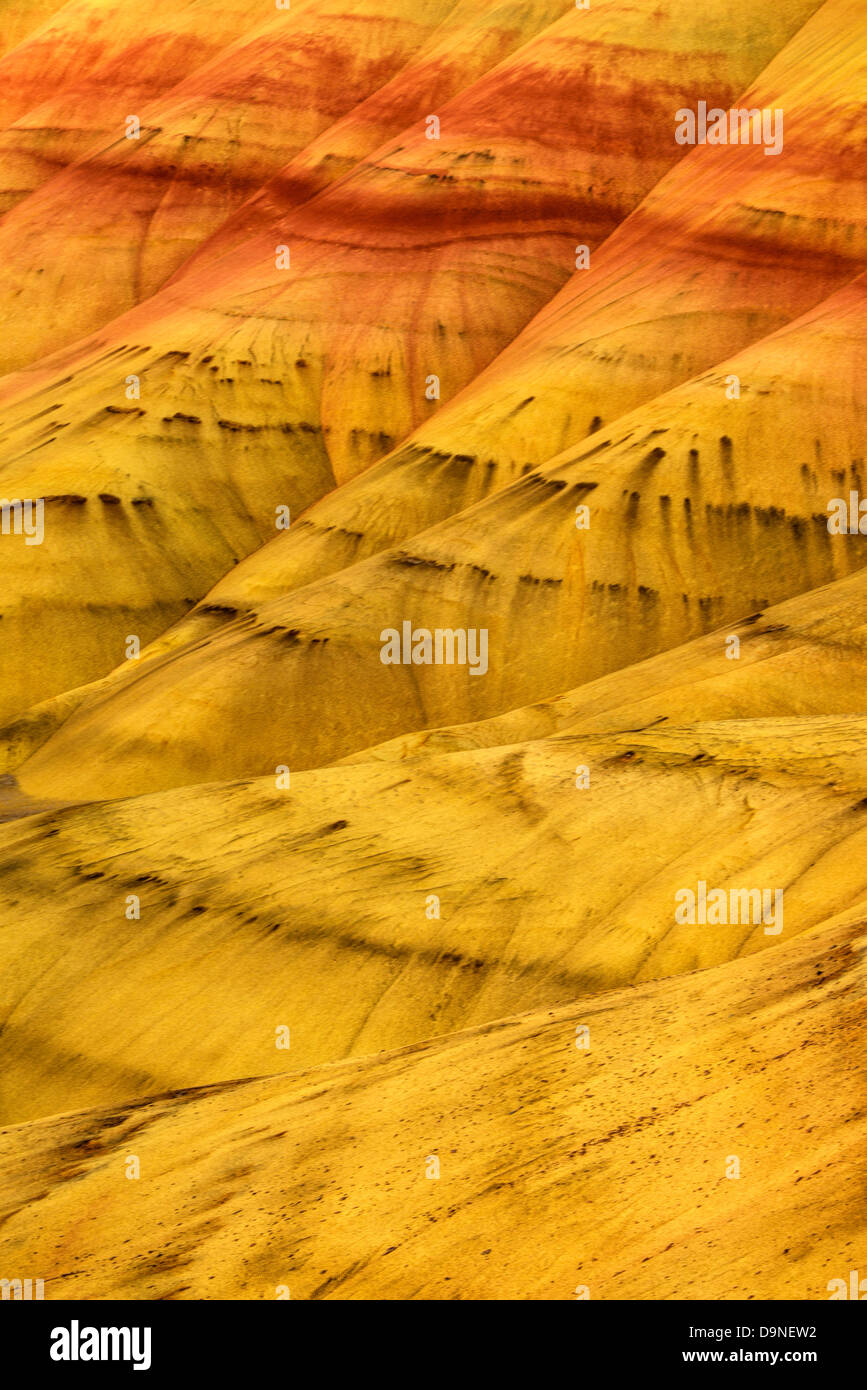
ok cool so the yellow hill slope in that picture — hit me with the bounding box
[15,269,867,799]
[344,566,867,762]
[4,716,867,1123]
[0,912,863,1298]
[0,0,864,1311]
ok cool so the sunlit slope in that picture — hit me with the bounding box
[205,0,864,604]
[18,269,866,797]
[0,0,818,723]
[345,567,867,763]
[5,717,867,1123]
[0,914,863,1299]
[0,0,265,211]
[0,0,567,376]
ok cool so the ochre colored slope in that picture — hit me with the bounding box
[0,333,337,725]
[4,716,867,1123]
[0,914,862,1298]
[0,0,569,376]
[16,269,866,798]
